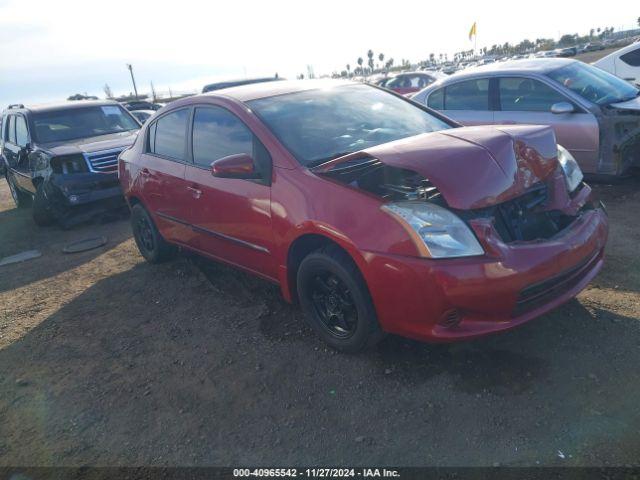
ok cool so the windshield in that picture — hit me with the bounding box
[32,105,140,143]
[547,62,639,106]
[247,84,451,166]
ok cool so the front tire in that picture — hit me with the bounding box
[131,203,175,263]
[297,245,383,353]
[6,173,31,209]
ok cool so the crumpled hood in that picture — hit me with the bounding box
[319,125,559,210]
[40,131,138,156]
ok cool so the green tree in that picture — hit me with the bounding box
[357,57,363,75]
[367,49,374,73]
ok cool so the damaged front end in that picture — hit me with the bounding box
[597,104,640,177]
[29,149,126,227]
[314,125,601,254]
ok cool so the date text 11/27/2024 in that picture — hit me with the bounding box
[233,468,401,478]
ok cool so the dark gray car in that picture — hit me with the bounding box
[1,100,140,226]
[412,59,640,178]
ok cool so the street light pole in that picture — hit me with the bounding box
[126,63,139,100]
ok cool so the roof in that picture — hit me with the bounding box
[4,99,121,114]
[446,58,576,80]
[203,79,355,102]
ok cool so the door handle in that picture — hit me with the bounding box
[187,185,202,199]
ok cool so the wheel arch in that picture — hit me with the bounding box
[283,230,370,304]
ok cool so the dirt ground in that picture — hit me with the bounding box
[0,175,639,467]
[574,46,619,64]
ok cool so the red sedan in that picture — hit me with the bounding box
[119,80,608,352]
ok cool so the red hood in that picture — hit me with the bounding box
[317,125,559,210]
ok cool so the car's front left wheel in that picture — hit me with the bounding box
[131,203,175,263]
[297,245,384,353]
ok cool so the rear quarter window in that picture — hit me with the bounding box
[427,89,444,110]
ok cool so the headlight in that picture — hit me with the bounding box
[382,202,484,259]
[557,145,583,193]
[50,154,89,174]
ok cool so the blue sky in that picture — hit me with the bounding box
[0,0,636,106]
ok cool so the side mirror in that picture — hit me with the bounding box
[211,153,260,179]
[550,102,575,114]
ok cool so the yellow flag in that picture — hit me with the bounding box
[468,22,477,41]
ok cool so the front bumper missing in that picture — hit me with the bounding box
[44,172,126,226]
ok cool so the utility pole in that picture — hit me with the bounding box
[126,64,139,100]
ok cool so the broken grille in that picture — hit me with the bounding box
[462,182,585,244]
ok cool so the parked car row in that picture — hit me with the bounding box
[411,58,640,178]
[0,61,622,352]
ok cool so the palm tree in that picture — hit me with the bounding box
[346,64,351,77]
[378,52,385,70]
[367,49,374,74]
[357,57,363,75]
[637,16,640,27]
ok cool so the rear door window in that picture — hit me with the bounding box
[498,77,567,112]
[150,109,189,160]
[620,47,640,67]
[444,79,490,110]
[6,116,16,144]
[15,116,29,147]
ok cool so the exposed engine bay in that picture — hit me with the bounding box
[316,155,592,244]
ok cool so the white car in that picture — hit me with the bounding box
[593,43,640,87]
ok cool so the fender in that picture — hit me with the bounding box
[278,220,373,303]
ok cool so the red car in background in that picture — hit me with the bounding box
[384,72,442,96]
[119,80,608,352]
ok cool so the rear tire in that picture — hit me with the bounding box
[297,244,384,353]
[32,183,55,226]
[6,173,31,209]
[131,203,175,263]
